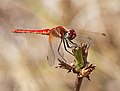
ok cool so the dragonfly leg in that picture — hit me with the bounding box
[63,39,74,56]
[58,39,67,62]
[69,40,78,47]
[65,39,77,48]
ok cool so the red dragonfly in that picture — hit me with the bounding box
[12,26,107,66]
[12,26,77,66]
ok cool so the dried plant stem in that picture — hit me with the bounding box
[74,75,83,91]
[56,59,96,91]
[56,44,96,91]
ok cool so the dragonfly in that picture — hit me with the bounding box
[12,26,77,66]
[12,26,107,66]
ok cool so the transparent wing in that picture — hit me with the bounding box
[47,34,64,66]
[75,30,108,45]
[47,40,55,66]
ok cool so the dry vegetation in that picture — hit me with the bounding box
[0,0,120,91]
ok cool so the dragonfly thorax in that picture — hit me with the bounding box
[65,29,76,40]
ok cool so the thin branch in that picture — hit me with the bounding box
[56,43,96,91]
[74,75,83,91]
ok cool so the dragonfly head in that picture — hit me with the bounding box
[66,29,76,40]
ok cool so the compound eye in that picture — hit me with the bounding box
[69,29,76,40]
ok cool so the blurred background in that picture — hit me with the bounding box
[0,0,120,91]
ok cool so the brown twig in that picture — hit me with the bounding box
[56,43,96,91]
[73,63,96,91]
[74,75,83,91]
[56,59,96,91]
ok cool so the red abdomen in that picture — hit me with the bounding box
[12,29,51,35]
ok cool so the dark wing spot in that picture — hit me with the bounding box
[47,56,49,60]
[102,33,107,36]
